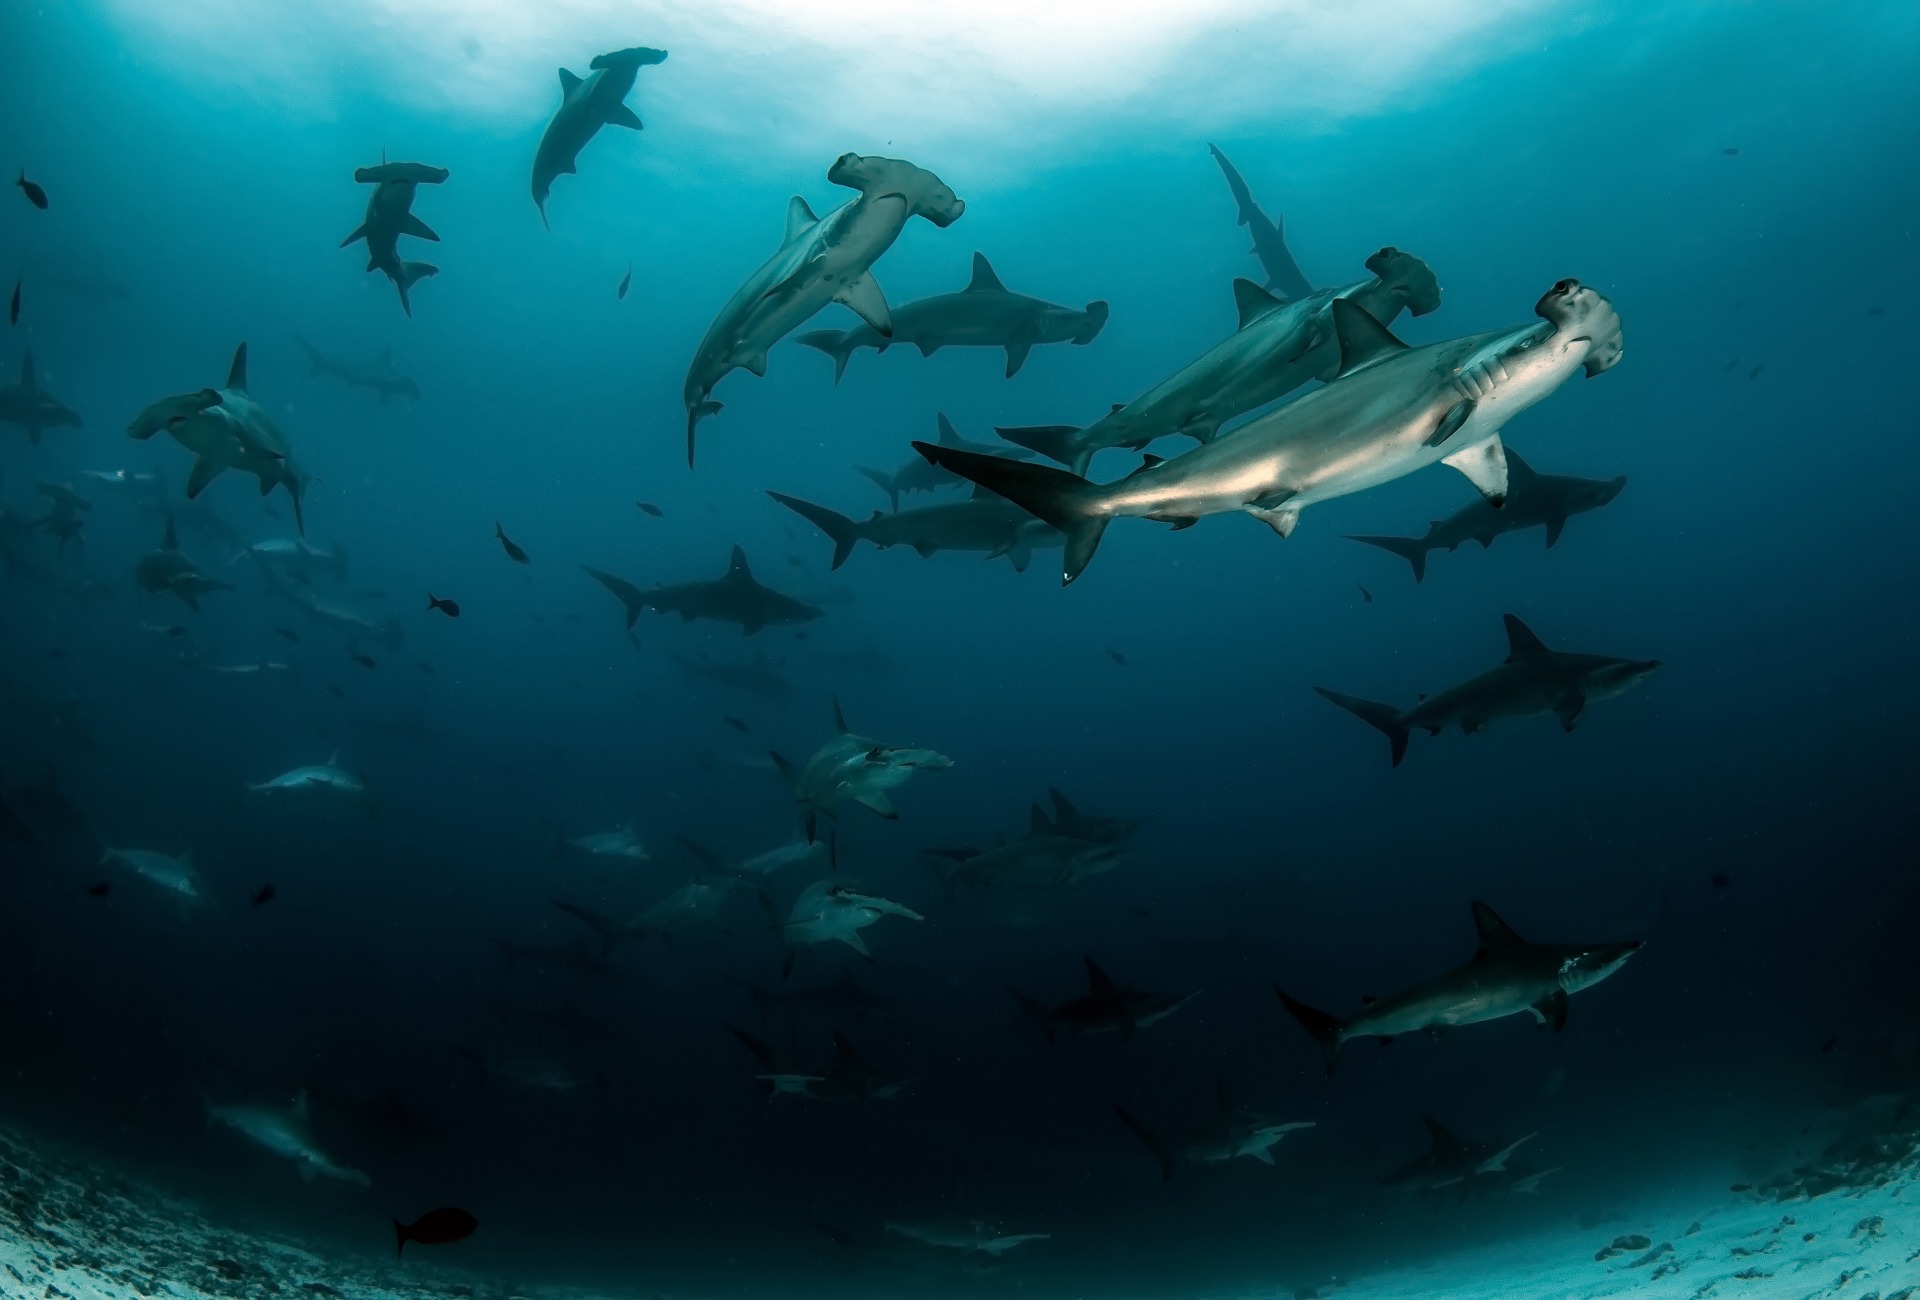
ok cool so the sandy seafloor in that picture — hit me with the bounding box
[5,1119,1920,1300]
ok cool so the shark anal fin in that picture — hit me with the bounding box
[852,790,896,819]
[1543,515,1567,548]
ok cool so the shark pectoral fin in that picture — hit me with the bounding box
[1531,990,1569,1031]
[398,213,440,242]
[1543,515,1567,548]
[1249,1146,1276,1166]
[1003,338,1034,377]
[841,932,873,959]
[737,350,770,378]
[1554,695,1586,731]
[1246,497,1300,538]
[339,223,368,247]
[604,104,643,130]
[1441,434,1509,506]
[185,456,224,499]
[1423,398,1475,448]
[834,272,892,337]
[852,790,897,819]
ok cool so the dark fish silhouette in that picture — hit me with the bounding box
[394,1206,477,1257]
[1820,1034,1839,1054]
[1710,871,1731,889]
[273,626,302,643]
[1749,364,1764,380]
[351,653,377,669]
[16,171,48,210]
[1358,584,1372,604]
[494,522,529,564]
[723,715,749,733]
[617,266,631,300]
[1724,358,1740,373]
[1723,146,1740,155]
[427,593,461,618]
[327,683,346,697]
[85,881,111,898]
[1106,648,1127,667]
[251,884,277,908]
[8,278,18,325]
[636,501,663,517]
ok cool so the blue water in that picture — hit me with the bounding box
[3,2,1918,1295]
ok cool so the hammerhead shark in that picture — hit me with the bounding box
[768,696,951,840]
[531,46,667,225]
[1012,956,1195,1047]
[1315,613,1660,765]
[0,351,83,443]
[341,160,448,316]
[582,546,821,636]
[856,413,1036,511]
[1208,144,1314,301]
[918,278,1622,583]
[1275,901,1644,1075]
[796,251,1106,381]
[1346,450,1626,582]
[1114,1080,1314,1181]
[682,153,964,464]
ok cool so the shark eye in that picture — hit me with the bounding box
[1551,278,1578,296]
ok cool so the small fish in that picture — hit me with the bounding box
[1749,363,1764,380]
[636,501,663,517]
[251,884,277,908]
[617,266,631,300]
[1358,584,1372,604]
[8,278,18,326]
[16,171,48,210]
[1820,1033,1839,1054]
[273,626,302,643]
[351,653,377,670]
[1722,146,1740,156]
[85,881,111,898]
[395,1206,478,1258]
[1710,871,1731,889]
[427,593,461,618]
[327,683,346,698]
[1105,648,1127,667]
[494,523,529,564]
[1729,1182,1751,1192]
[723,715,749,733]
[1723,358,1740,373]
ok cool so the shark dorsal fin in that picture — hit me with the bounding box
[1127,453,1164,478]
[1232,278,1285,329]
[227,343,249,393]
[831,693,849,734]
[1029,803,1050,833]
[558,67,583,94]
[326,750,338,766]
[1330,299,1407,378]
[784,196,820,244]
[965,252,1006,294]
[291,1089,310,1120]
[1471,900,1530,957]
[1049,788,1079,819]
[19,350,35,388]
[935,412,962,445]
[1083,956,1118,998]
[1502,449,1538,485]
[1215,1078,1235,1114]
[726,545,753,582]
[1420,1114,1460,1154]
[1502,614,1551,662]
[162,512,178,551]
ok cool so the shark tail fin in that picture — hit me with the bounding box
[911,443,1110,585]
[393,262,438,316]
[795,330,856,384]
[1274,986,1345,1077]
[1113,1105,1177,1182]
[1345,533,1429,583]
[993,422,1086,471]
[686,401,721,467]
[766,492,860,570]
[1313,687,1410,767]
[394,1219,410,1259]
[854,466,900,512]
